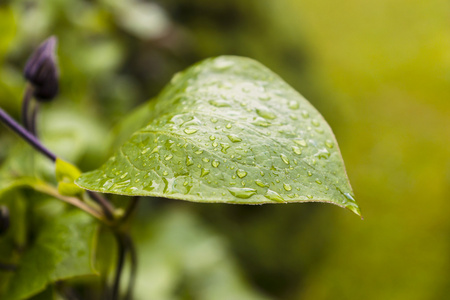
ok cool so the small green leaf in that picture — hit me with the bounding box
[76,56,360,215]
[1,209,97,300]
[55,158,84,196]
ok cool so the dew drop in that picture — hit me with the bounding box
[315,179,322,184]
[264,189,285,203]
[163,171,169,176]
[209,135,216,141]
[280,154,290,165]
[283,183,292,191]
[164,154,173,161]
[236,169,248,178]
[255,179,268,187]
[325,140,334,148]
[301,110,310,118]
[209,99,231,107]
[120,172,128,179]
[311,119,320,127]
[227,134,242,143]
[221,143,230,153]
[288,100,299,110]
[201,168,210,177]
[256,108,276,120]
[292,146,302,155]
[186,156,194,166]
[228,187,257,199]
[202,157,210,163]
[289,114,298,120]
[184,128,198,134]
[307,171,312,177]
[226,123,232,129]
[212,160,220,168]
[294,139,307,147]
[194,150,203,155]
[210,117,218,123]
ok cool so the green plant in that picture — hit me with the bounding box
[0,37,360,300]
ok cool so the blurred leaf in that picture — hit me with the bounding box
[133,207,269,300]
[77,56,359,215]
[1,209,97,300]
[55,159,83,196]
[0,7,15,61]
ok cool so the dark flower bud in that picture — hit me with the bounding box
[0,206,10,236]
[24,36,59,101]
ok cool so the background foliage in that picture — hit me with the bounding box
[1,0,449,299]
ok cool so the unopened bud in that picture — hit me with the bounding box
[0,206,10,236]
[24,36,59,101]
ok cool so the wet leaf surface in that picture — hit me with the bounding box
[77,56,359,215]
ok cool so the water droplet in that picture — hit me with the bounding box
[227,134,242,143]
[255,179,268,187]
[186,156,194,166]
[151,146,161,154]
[307,171,312,177]
[236,169,247,178]
[221,143,230,153]
[259,95,271,101]
[228,187,257,199]
[184,128,198,134]
[325,140,334,148]
[292,146,302,155]
[201,168,210,177]
[163,171,169,176]
[315,179,322,184]
[311,119,320,127]
[306,195,313,199]
[301,110,310,118]
[164,154,173,161]
[120,172,128,179]
[288,100,299,110]
[212,141,218,147]
[283,183,292,191]
[194,150,203,155]
[256,108,276,120]
[280,154,290,165]
[264,189,285,202]
[202,158,210,163]
[344,193,356,202]
[226,123,232,129]
[211,117,218,123]
[212,160,220,168]
[294,139,307,147]
[289,114,298,120]
[209,135,216,141]
[316,149,330,159]
[209,99,230,107]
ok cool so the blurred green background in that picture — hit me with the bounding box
[1,0,450,299]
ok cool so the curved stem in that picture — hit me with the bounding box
[124,234,137,300]
[112,232,126,300]
[21,85,34,131]
[29,102,39,137]
[0,107,56,162]
[88,191,115,222]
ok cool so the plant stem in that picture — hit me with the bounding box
[29,102,39,136]
[21,84,34,131]
[112,232,126,300]
[88,191,115,222]
[0,107,56,161]
[124,234,137,300]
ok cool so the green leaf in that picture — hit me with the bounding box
[76,56,360,215]
[1,205,98,300]
[55,158,84,196]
